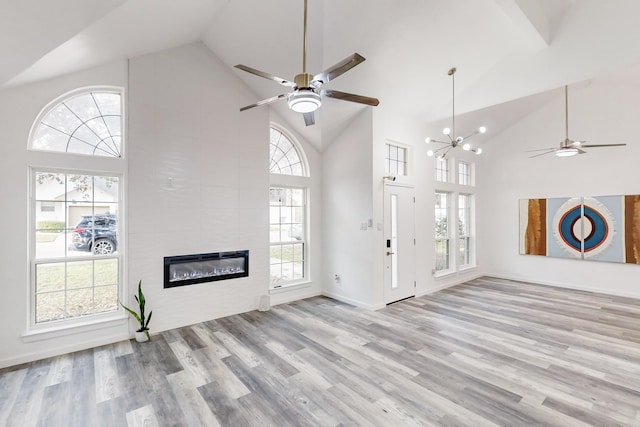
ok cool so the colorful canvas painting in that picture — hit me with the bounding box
[583,196,623,263]
[548,197,581,259]
[519,199,546,255]
[625,195,640,264]
[520,194,639,265]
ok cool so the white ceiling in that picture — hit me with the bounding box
[3,0,640,150]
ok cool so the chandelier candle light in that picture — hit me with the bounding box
[425,67,486,158]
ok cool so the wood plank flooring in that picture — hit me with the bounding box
[1,276,640,426]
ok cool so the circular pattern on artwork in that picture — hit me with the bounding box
[557,204,582,252]
[552,197,615,258]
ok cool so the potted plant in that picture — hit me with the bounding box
[120,280,153,342]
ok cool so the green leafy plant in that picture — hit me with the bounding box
[120,280,153,340]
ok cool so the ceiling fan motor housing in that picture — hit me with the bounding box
[294,73,314,89]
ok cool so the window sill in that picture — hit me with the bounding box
[434,265,477,280]
[459,265,477,273]
[269,281,311,294]
[22,314,128,343]
[434,270,455,279]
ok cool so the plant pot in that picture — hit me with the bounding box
[134,331,149,342]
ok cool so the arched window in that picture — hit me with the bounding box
[30,89,122,157]
[269,125,309,288]
[28,87,124,330]
[269,126,307,176]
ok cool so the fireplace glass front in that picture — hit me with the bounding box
[164,250,249,288]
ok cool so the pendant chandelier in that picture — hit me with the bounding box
[425,67,486,158]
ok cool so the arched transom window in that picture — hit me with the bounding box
[269,127,306,176]
[30,90,122,157]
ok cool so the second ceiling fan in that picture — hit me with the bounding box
[234,0,379,126]
[528,85,626,158]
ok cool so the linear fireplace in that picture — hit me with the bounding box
[164,250,249,288]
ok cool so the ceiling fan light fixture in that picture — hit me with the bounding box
[462,142,471,151]
[288,89,321,113]
[425,137,431,144]
[474,147,483,155]
[442,127,451,136]
[555,147,579,157]
[427,149,434,157]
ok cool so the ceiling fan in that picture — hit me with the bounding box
[234,0,379,126]
[528,85,626,158]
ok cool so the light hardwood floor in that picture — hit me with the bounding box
[1,276,639,426]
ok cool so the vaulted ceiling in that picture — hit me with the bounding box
[3,0,640,150]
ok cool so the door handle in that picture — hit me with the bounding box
[386,251,395,256]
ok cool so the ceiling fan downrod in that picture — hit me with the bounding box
[295,0,313,89]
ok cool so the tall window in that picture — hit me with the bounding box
[385,143,407,176]
[29,88,124,329]
[33,171,120,323]
[269,187,306,285]
[434,160,476,275]
[269,125,309,288]
[458,194,472,267]
[435,157,449,182]
[435,192,450,272]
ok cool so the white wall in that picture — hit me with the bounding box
[478,80,640,298]
[322,109,377,308]
[127,42,271,332]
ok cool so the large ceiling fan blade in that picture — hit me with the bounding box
[580,143,627,148]
[303,112,315,126]
[323,89,379,106]
[525,147,557,152]
[529,150,556,158]
[312,53,365,86]
[234,65,296,88]
[240,94,288,111]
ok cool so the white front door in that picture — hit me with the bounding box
[383,183,416,304]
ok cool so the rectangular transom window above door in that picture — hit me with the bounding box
[385,143,408,177]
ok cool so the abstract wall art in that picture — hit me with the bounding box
[519,194,640,265]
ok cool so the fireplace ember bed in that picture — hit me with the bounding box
[164,250,249,288]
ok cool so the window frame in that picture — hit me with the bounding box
[269,186,308,288]
[29,167,124,332]
[26,86,127,337]
[28,86,124,158]
[434,157,477,278]
[268,123,311,291]
[435,157,450,183]
[458,160,472,186]
[385,142,409,177]
[458,193,473,268]
[269,124,309,177]
[434,191,451,274]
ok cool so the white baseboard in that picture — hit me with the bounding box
[0,333,130,369]
[484,272,640,300]
[322,291,386,311]
[416,272,484,298]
